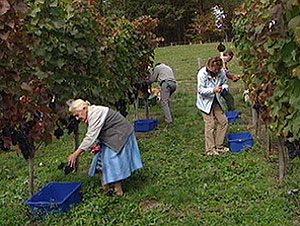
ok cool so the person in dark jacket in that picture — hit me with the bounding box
[221,51,241,111]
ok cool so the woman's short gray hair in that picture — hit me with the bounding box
[68,99,90,112]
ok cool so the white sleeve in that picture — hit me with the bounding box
[197,71,214,95]
[78,106,109,151]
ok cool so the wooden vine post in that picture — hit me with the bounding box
[74,123,80,172]
[28,156,35,197]
[145,98,149,119]
[265,124,271,159]
[278,136,288,185]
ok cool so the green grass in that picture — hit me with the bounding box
[0,43,300,226]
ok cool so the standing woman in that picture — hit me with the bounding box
[67,99,143,196]
[196,57,229,156]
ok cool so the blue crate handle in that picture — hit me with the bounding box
[229,138,253,142]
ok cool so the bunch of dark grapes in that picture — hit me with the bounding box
[21,120,36,136]
[253,104,261,114]
[114,99,128,117]
[1,126,15,151]
[58,118,68,126]
[48,94,56,111]
[0,137,10,152]
[53,117,79,139]
[2,126,14,137]
[1,125,35,159]
[66,116,80,135]
[127,91,136,105]
[135,82,150,98]
[54,118,68,139]
[54,127,64,139]
[16,131,35,160]
[284,139,300,160]
[58,162,74,175]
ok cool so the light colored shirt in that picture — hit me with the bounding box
[196,67,228,114]
[149,63,176,83]
[78,105,109,151]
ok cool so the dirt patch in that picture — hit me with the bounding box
[136,132,152,139]
[294,219,300,226]
[139,199,165,210]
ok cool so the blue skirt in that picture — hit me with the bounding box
[88,133,143,185]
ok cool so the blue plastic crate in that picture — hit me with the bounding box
[134,119,158,132]
[225,111,241,123]
[227,132,254,152]
[26,182,82,214]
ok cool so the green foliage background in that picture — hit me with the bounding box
[27,0,158,105]
[234,0,300,141]
[103,0,244,44]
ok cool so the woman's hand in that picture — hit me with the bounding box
[213,87,223,93]
[232,75,241,82]
[67,149,84,168]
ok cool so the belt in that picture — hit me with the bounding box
[160,80,176,86]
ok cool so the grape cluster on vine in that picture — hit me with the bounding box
[284,139,300,160]
[53,116,80,139]
[114,99,129,117]
[0,126,35,159]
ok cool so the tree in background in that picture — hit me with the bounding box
[103,0,243,44]
[186,12,219,43]
[186,5,234,43]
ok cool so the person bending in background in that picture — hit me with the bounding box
[196,57,229,156]
[67,99,143,197]
[148,63,177,126]
[221,51,241,112]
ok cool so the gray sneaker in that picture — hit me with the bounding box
[216,147,230,153]
[206,150,220,156]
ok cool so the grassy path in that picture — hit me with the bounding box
[0,43,299,226]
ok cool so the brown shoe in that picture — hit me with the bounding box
[103,184,112,195]
[114,182,124,197]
